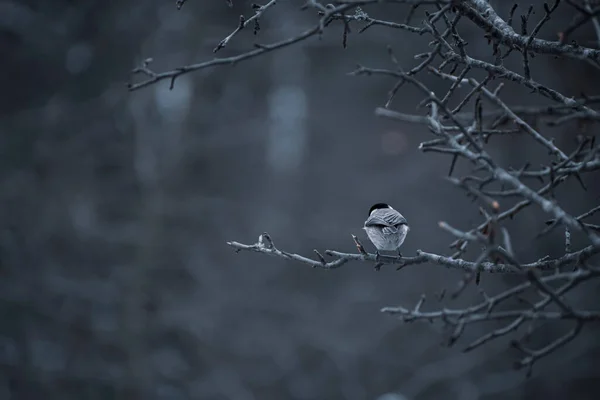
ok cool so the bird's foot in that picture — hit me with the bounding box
[373,251,384,271]
[397,250,403,258]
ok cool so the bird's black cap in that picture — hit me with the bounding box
[368,203,390,215]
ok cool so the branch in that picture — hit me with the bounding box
[129,0,453,90]
[213,0,278,53]
[382,266,600,373]
[139,0,600,377]
[583,0,600,47]
[457,0,600,65]
[128,2,356,91]
[227,233,600,273]
[560,4,600,42]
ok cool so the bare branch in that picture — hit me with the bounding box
[584,0,600,47]
[213,0,278,53]
[129,2,356,90]
[227,233,600,274]
[456,0,600,65]
[138,0,600,375]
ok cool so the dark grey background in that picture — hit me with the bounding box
[1,1,599,399]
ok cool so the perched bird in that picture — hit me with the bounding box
[363,203,409,258]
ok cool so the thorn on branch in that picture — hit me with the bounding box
[358,20,374,33]
[352,234,367,255]
[405,3,419,25]
[435,289,446,302]
[448,320,466,346]
[254,19,260,35]
[313,249,327,266]
[259,232,274,249]
[448,154,459,176]
[501,227,515,257]
[415,294,426,312]
[507,4,519,27]
[342,12,351,48]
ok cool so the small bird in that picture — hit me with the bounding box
[363,203,409,259]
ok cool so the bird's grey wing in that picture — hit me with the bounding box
[364,214,391,227]
[364,210,407,228]
[381,226,398,235]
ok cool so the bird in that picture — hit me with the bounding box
[363,203,409,259]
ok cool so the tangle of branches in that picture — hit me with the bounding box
[130,0,600,377]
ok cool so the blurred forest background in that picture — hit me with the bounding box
[1,0,600,399]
